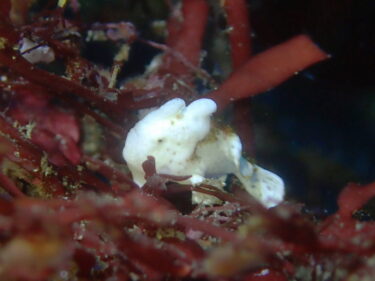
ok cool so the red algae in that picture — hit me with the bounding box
[224,0,254,156]
[1,1,373,281]
[162,0,209,76]
[224,0,252,69]
[207,34,329,110]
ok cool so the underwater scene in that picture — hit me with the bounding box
[0,0,374,280]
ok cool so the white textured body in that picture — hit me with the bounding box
[123,98,284,208]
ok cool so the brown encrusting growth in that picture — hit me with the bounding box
[1,1,374,281]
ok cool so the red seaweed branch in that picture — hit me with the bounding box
[208,34,329,109]
[224,0,255,156]
[162,0,209,76]
[224,0,252,68]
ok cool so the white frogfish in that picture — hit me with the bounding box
[123,98,284,208]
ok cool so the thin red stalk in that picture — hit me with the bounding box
[224,0,255,156]
[233,101,255,156]
[165,1,183,47]
[162,0,209,75]
[224,0,252,68]
[208,34,329,109]
[0,172,26,197]
[178,0,209,65]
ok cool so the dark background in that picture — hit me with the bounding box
[247,0,375,213]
